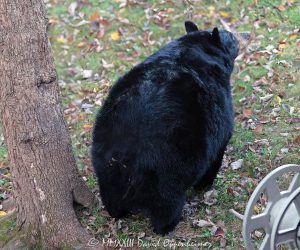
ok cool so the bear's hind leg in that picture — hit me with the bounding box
[194,146,226,191]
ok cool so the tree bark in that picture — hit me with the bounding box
[0,0,95,248]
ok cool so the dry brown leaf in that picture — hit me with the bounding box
[254,125,263,134]
[259,116,270,124]
[243,108,253,118]
[214,227,225,238]
[277,4,286,11]
[89,11,100,21]
[48,18,59,25]
[278,41,286,50]
[292,136,300,146]
[238,85,246,92]
[100,19,110,26]
[77,42,86,48]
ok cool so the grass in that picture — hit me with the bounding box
[0,146,7,165]
[0,214,16,244]
[0,0,299,249]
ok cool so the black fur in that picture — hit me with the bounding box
[185,20,199,33]
[92,21,239,235]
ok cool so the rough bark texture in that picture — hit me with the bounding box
[0,0,96,248]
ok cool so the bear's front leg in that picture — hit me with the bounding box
[150,193,185,235]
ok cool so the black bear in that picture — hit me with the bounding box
[92,21,239,235]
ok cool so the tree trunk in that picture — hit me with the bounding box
[0,0,96,248]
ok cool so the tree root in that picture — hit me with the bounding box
[72,179,97,208]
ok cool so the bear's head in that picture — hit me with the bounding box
[184,21,249,61]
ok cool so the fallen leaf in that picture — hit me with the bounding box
[56,36,67,44]
[254,139,269,145]
[237,85,246,92]
[0,211,7,217]
[254,125,263,134]
[254,230,263,238]
[214,227,225,238]
[260,94,273,102]
[219,10,231,18]
[220,237,227,247]
[138,232,145,238]
[280,133,289,137]
[100,19,110,26]
[282,103,290,112]
[111,31,121,41]
[77,42,86,48]
[253,205,261,214]
[101,59,114,69]
[278,91,286,98]
[208,6,215,17]
[192,219,214,228]
[274,95,282,105]
[89,11,100,21]
[208,6,215,11]
[143,31,155,46]
[68,2,78,16]
[243,75,251,82]
[289,34,297,40]
[277,4,286,11]
[81,103,94,109]
[203,189,218,206]
[230,159,243,170]
[118,0,128,8]
[48,18,59,25]
[3,173,11,178]
[292,136,300,146]
[248,146,256,152]
[278,41,286,50]
[243,108,253,118]
[287,118,300,124]
[83,124,93,129]
[82,70,93,79]
[280,148,289,154]
[259,116,270,124]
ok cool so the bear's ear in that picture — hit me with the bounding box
[211,27,221,45]
[185,21,198,34]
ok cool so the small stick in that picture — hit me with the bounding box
[219,18,233,32]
